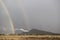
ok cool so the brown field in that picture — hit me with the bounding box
[0,35,60,40]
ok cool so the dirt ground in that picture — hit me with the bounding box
[0,35,60,40]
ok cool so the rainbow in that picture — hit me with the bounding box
[0,0,15,34]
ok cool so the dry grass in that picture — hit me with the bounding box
[0,35,60,40]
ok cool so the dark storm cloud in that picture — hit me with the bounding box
[0,0,60,34]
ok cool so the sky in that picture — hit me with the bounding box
[0,0,60,34]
